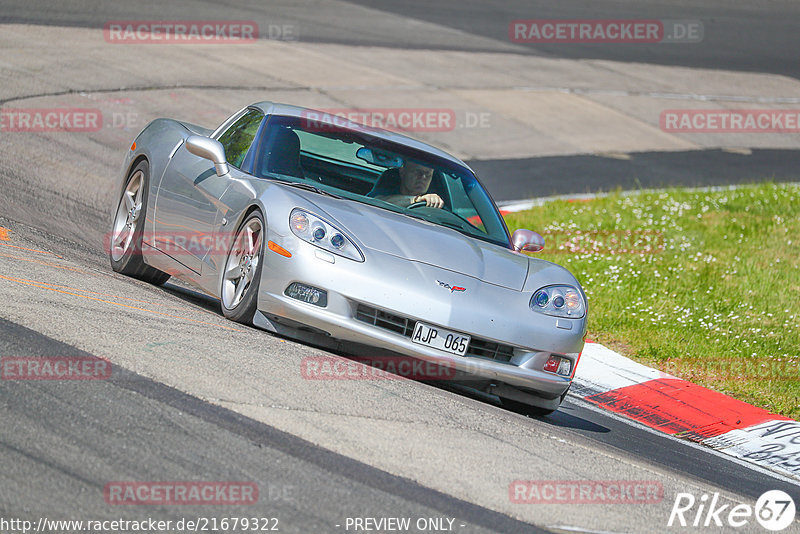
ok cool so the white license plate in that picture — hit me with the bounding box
[411,321,471,356]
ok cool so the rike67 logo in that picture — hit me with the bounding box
[668,490,796,531]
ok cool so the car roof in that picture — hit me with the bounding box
[250,101,472,170]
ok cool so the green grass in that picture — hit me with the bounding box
[504,182,800,419]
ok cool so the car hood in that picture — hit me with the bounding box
[303,195,530,291]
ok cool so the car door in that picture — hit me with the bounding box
[153,109,264,275]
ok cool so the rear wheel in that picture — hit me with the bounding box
[109,160,170,285]
[220,212,265,324]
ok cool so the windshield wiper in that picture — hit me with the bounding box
[401,212,428,223]
[437,220,471,233]
[390,209,505,246]
[279,180,342,199]
[401,213,466,232]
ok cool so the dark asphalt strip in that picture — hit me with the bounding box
[343,0,800,79]
[439,386,800,502]
[468,148,800,202]
[551,400,800,498]
[0,317,547,534]
[5,0,800,79]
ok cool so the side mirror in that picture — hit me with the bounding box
[185,135,229,176]
[512,229,544,253]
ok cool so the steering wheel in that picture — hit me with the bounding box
[407,201,428,209]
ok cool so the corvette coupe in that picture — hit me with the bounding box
[109,102,587,414]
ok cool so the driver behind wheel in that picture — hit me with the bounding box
[367,160,444,208]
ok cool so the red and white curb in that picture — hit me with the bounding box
[571,341,799,481]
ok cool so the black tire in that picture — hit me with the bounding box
[220,211,265,324]
[109,160,171,285]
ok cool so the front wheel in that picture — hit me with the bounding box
[109,160,170,285]
[220,211,265,324]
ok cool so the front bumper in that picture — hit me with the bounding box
[256,232,585,399]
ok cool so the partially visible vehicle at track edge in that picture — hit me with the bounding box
[109,102,587,414]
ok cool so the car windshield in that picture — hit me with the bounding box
[253,114,511,248]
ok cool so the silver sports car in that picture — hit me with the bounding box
[109,102,587,414]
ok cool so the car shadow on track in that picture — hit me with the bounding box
[158,282,610,434]
[160,280,224,314]
[435,383,610,433]
[539,401,610,433]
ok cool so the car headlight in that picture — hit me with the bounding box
[530,285,585,318]
[289,209,364,262]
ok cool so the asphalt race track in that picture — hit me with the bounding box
[1,220,797,532]
[1,1,799,533]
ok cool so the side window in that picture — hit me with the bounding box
[447,173,488,233]
[217,109,263,169]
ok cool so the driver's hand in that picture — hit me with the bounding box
[414,193,444,209]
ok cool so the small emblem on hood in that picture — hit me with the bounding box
[437,280,466,293]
